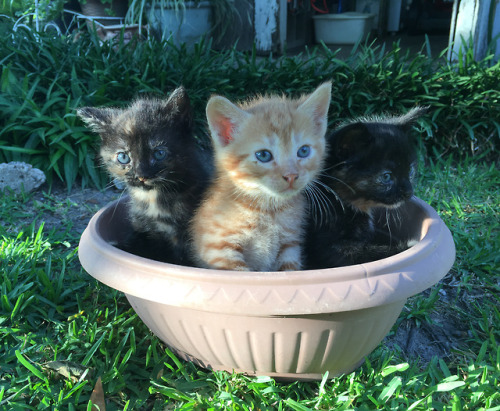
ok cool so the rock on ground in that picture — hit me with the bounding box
[0,161,46,193]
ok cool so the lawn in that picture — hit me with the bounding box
[0,20,499,410]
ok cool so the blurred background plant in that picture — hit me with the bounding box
[0,21,498,190]
[1,0,66,33]
[0,0,240,43]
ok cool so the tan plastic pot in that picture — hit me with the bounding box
[78,196,455,380]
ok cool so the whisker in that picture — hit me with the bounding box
[322,161,347,172]
[103,181,116,191]
[305,182,338,227]
[110,186,127,221]
[318,173,356,194]
[385,208,393,246]
[314,186,332,225]
[155,177,178,187]
[304,186,323,226]
[106,177,127,191]
[314,180,345,212]
[393,207,402,228]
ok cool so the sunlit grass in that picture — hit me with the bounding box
[0,157,498,409]
[0,14,498,409]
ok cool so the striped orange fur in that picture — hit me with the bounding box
[190,83,332,272]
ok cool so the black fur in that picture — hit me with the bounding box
[78,87,212,264]
[305,107,426,269]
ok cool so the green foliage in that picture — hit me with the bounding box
[419,156,499,279]
[127,0,240,42]
[1,0,65,23]
[0,24,498,189]
[0,23,498,407]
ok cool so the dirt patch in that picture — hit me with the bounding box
[383,287,470,366]
[21,183,122,237]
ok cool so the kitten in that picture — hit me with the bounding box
[304,107,426,269]
[190,83,332,271]
[78,87,212,264]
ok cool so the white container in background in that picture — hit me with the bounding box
[148,1,212,45]
[313,12,375,45]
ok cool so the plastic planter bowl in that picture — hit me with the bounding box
[78,197,455,380]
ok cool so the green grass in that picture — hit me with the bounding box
[0,17,498,410]
[1,157,498,409]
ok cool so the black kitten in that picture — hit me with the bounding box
[305,107,426,269]
[78,87,212,264]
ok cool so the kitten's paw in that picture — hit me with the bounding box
[209,261,250,271]
[108,240,120,247]
[232,266,251,272]
[406,238,419,248]
[278,262,301,272]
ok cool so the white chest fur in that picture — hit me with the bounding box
[129,187,163,218]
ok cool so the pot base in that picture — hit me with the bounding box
[127,294,405,378]
[174,350,366,381]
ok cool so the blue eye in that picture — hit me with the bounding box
[381,172,392,183]
[117,152,130,164]
[297,145,311,158]
[154,149,167,160]
[255,150,273,163]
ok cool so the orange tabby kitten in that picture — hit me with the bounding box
[191,83,332,271]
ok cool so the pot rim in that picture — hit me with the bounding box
[312,12,375,20]
[78,196,455,315]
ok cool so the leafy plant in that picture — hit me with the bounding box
[2,0,65,34]
[4,0,65,20]
[0,21,498,191]
[126,0,240,42]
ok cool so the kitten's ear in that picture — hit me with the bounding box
[77,107,115,134]
[206,96,250,147]
[332,123,371,158]
[165,86,192,117]
[390,106,428,131]
[298,82,332,136]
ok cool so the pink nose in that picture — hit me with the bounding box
[283,174,298,184]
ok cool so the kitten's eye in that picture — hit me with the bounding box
[381,172,392,183]
[297,145,311,158]
[116,152,130,164]
[255,150,273,163]
[154,149,167,160]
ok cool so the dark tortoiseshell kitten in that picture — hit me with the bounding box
[305,107,426,269]
[78,87,212,264]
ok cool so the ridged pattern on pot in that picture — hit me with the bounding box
[126,295,406,377]
[78,197,456,316]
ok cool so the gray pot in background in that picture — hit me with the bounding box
[148,1,212,44]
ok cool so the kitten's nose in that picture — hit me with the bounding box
[402,181,413,199]
[403,188,413,199]
[283,174,299,184]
